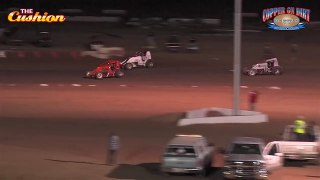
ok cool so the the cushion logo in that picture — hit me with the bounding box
[8,9,66,23]
[262,7,310,30]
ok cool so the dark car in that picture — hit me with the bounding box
[33,31,53,47]
[165,35,181,52]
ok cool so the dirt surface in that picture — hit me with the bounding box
[0,24,320,179]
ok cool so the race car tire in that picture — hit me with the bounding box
[242,67,249,75]
[115,71,124,78]
[95,73,103,79]
[248,69,257,76]
[146,60,154,68]
[125,63,133,70]
[272,67,282,75]
[86,72,91,77]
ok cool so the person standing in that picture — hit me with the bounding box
[293,116,306,141]
[248,90,258,111]
[306,121,318,142]
[108,133,120,165]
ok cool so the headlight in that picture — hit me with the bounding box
[234,161,244,165]
[224,161,244,165]
[253,161,266,166]
[224,160,235,166]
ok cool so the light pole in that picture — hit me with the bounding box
[233,0,242,115]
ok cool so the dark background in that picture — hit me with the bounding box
[1,0,319,19]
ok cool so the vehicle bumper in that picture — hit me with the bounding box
[285,154,319,160]
[223,167,268,179]
[162,167,202,174]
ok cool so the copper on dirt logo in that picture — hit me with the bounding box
[8,9,66,23]
[262,7,310,30]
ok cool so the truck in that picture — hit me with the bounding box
[223,137,284,180]
[275,124,320,163]
[160,134,214,176]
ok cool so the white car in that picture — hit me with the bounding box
[121,51,154,70]
[243,58,283,76]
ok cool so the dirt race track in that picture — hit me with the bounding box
[0,24,320,179]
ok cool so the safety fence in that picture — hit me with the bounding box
[0,50,81,59]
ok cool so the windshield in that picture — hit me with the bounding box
[164,145,196,157]
[231,143,261,155]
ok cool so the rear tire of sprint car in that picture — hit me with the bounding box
[272,67,281,75]
[115,71,124,78]
[242,67,249,75]
[95,73,103,79]
[125,63,133,70]
[85,72,91,78]
[248,69,257,76]
[146,60,154,68]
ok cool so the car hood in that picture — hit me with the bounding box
[226,154,264,162]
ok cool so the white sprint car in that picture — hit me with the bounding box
[121,50,154,70]
[243,58,283,76]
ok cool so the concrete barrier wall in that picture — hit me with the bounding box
[66,16,121,22]
[179,107,268,126]
[0,50,82,59]
[186,107,261,119]
[81,47,125,59]
[167,18,195,23]
[200,19,221,25]
[101,9,126,15]
[58,9,84,13]
[54,9,221,24]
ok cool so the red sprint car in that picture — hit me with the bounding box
[86,60,124,79]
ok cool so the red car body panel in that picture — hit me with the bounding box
[86,60,124,78]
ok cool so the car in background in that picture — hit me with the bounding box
[223,137,284,179]
[186,37,199,53]
[165,35,181,52]
[161,134,214,177]
[33,31,52,47]
[85,60,124,79]
[121,50,154,70]
[243,58,283,76]
[1,26,52,47]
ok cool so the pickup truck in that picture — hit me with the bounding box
[223,137,283,179]
[161,134,214,176]
[273,124,320,163]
